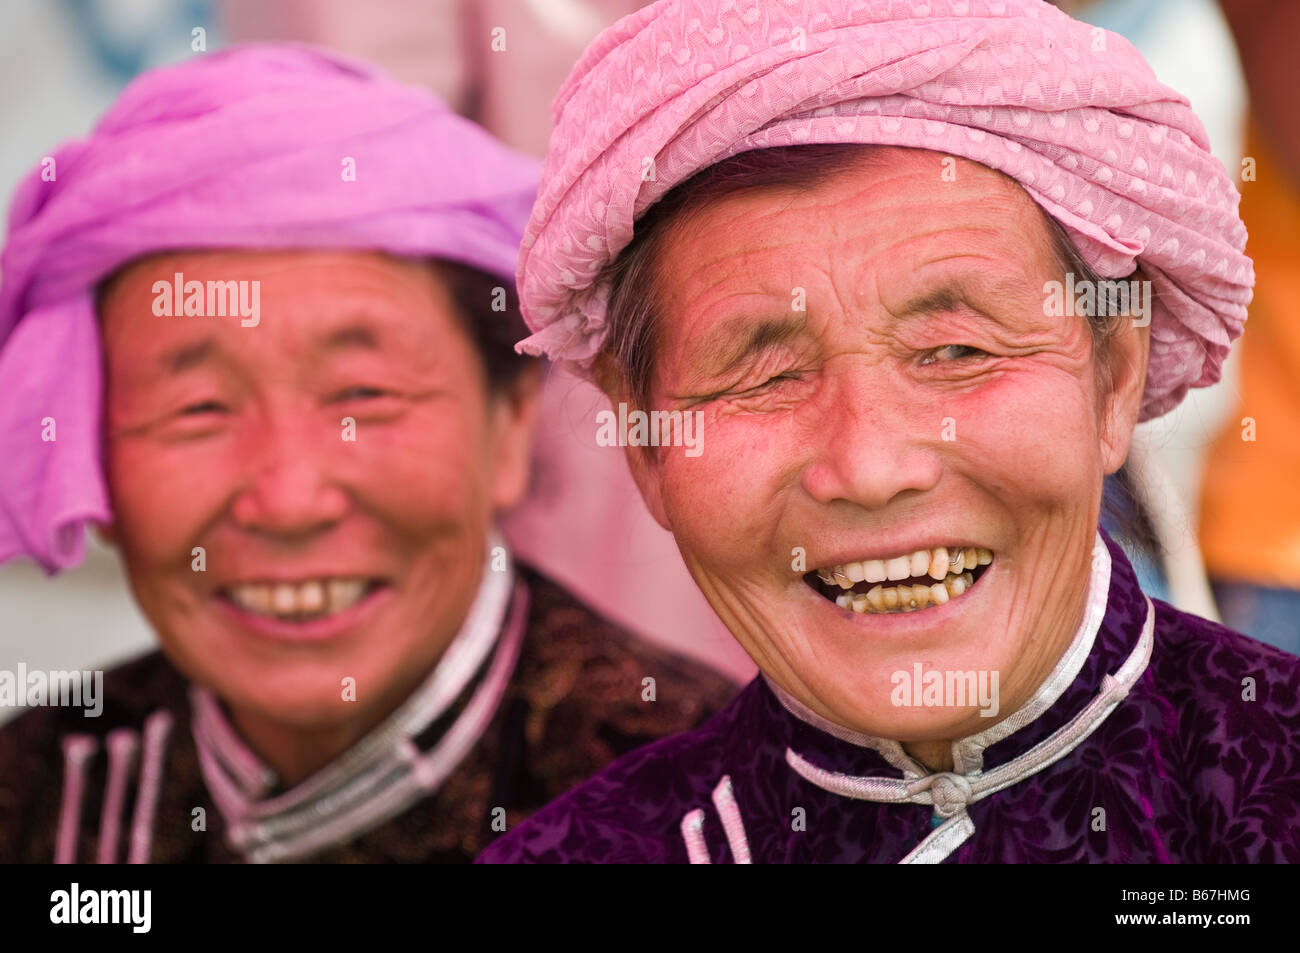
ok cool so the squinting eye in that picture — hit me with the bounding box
[334,386,388,401]
[180,400,226,416]
[741,372,799,394]
[922,344,987,365]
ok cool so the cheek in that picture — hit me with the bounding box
[657,413,801,572]
[950,362,1103,502]
[344,400,495,535]
[107,441,226,564]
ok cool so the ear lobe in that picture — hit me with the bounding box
[488,364,544,512]
[622,437,673,532]
[592,354,674,532]
[1099,317,1151,474]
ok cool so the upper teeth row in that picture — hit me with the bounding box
[817,547,992,587]
[227,578,369,618]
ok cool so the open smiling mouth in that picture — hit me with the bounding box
[805,546,993,615]
[220,578,386,623]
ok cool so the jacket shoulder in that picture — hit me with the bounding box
[1146,599,1300,717]
[479,678,761,863]
[0,650,187,862]
[514,564,739,743]
[1143,600,1300,862]
[0,649,185,744]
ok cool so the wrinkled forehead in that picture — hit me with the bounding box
[98,247,435,305]
[96,248,458,380]
[653,147,1062,321]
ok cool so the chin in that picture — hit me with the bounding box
[764,613,1013,740]
[245,684,362,729]
[197,660,363,728]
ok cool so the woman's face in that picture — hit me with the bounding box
[626,147,1146,742]
[100,250,537,733]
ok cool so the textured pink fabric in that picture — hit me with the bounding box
[0,43,538,572]
[516,0,1253,422]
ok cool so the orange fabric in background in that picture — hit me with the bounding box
[1199,119,1300,586]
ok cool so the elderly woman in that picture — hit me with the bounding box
[480,0,1300,864]
[0,45,734,864]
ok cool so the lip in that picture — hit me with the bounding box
[214,582,392,642]
[801,561,994,633]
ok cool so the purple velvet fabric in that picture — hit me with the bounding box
[478,532,1300,863]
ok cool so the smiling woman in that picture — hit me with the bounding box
[479,0,1300,865]
[596,146,1154,761]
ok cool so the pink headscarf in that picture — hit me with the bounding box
[0,43,539,573]
[516,0,1253,422]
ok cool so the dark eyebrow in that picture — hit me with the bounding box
[321,323,382,351]
[894,274,1031,321]
[155,323,386,376]
[158,338,216,375]
[700,316,806,378]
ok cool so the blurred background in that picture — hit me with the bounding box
[2,0,1294,725]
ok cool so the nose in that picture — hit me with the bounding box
[799,365,943,510]
[230,418,350,538]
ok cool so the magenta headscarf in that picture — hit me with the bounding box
[0,43,539,573]
[516,0,1253,422]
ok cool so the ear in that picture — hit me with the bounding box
[593,352,673,532]
[487,363,544,511]
[622,425,673,532]
[1098,303,1151,475]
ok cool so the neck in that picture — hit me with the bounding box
[901,740,954,772]
[225,658,437,789]
[228,711,375,788]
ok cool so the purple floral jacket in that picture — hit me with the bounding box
[478,532,1300,863]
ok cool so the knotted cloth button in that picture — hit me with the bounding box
[928,773,972,818]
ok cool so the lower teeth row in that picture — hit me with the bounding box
[834,571,976,613]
